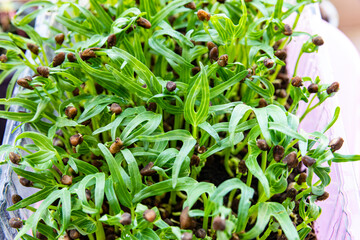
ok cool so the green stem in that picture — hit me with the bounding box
[261,151,267,173]
[246,172,252,187]
[224,148,234,177]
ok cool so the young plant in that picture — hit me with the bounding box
[0,0,359,239]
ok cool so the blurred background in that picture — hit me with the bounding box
[0,0,359,145]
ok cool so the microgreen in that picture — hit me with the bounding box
[0,0,358,239]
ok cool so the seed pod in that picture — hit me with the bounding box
[17,76,33,89]
[256,139,268,151]
[195,228,207,238]
[65,106,77,119]
[273,145,285,162]
[110,137,123,154]
[207,41,216,51]
[275,89,287,98]
[238,160,247,174]
[36,232,47,240]
[212,216,226,231]
[312,36,324,46]
[148,102,157,112]
[180,207,192,229]
[69,229,80,239]
[283,152,298,169]
[181,232,193,240]
[9,217,23,228]
[110,103,122,115]
[190,154,200,166]
[9,152,21,164]
[196,145,207,154]
[283,24,293,36]
[329,137,344,152]
[67,53,76,62]
[137,17,152,29]
[307,83,318,93]
[61,175,73,185]
[166,81,177,92]
[286,188,297,201]
[217,54,228,67]
[275,49,287,61]
[258,98,267,108]
[143,209,156,222]
[20,177,32,187]
[120,212,132,225]
[302,155,316,167]
[80,48,96,61]
[81,119,91,126]
[291,76,303,87]
[326,82,340,94]
[55,33,65,45]
[53,52,65,67]
[85,189,91,201]
[27,43,39,55]
[184,2,196,9]
[197,10,211,21]
[12,194,22,204]
[0,54,7,63]
[70,134,83,146]
[107,34,116,48]
[317,191,329,201]
[297,172,307,185]
[140,162,156,176]
[37,66,49,78]
[209,47,219,61]
[263,58,274,68]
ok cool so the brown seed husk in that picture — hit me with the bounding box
[110,103,122,115]
[312,36,324,46]
[37,66,49,78]
[143,209,156,222]
[61,175,73,185]
[166,81,177,92]
[120,212,132,225]
[238,160,247,174]
[302,155,316,167]
[17,76,33,89]
[70,134,83,146]
[9,217,23,228]
[9,152,21,164]
[109,137,123,154]
[297,172,307,185]
[65,106,77,119]
[329,137,344,152]
[212,216,226,231]
[263,58,274,68]
[207,41,216,51]
[283,152,298,169]
[0,54,7,63]
[307,83,318,93]
[197,10,211,21]
[140,162,156,176]
[326,82,340,94]
[53,52,65,67]
[275,89,287,98]
[137,17,152,29]
[283,24,293,36]
[256,139,268,151]
[217,54,228,67]
[195,228,207,238]
[27,43,39,55]
[184,2,196,9]
[273,145,285,162]
[258,98,267,108]
[107,34,117,48]
[180,207,193,229]
[317,191,329,201]
[69,229,80,239]
[67,53,76,62]
[147,102,157,112]
[209,47,219,61]
[11,194,23,204]
[55,33,65,45]
[80,48,96,60]
[275,49,287,61]
[286,188,297,201]
[20,177,32,187]
[291,76,303,87]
